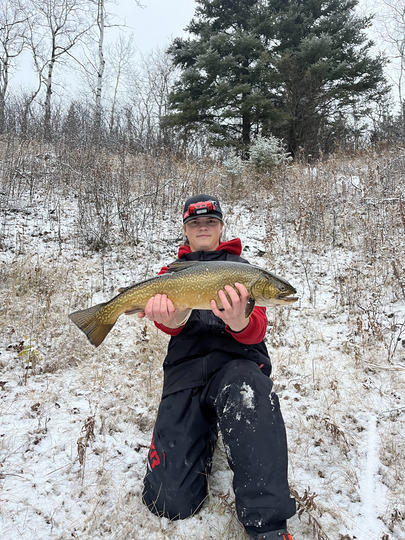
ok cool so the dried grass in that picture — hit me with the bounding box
[0,140,404,539]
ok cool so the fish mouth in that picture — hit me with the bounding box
[278,295,298,303]
[268,294,299,305]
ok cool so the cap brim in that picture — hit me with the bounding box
[183,214,223,224]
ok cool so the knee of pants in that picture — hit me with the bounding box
[142,477,207,520]
[216,359,273,390]
[213,359,274,413]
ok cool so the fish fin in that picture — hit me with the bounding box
[166,261,201,273]
[117,284,136,293]
[173,308,192,327]
[123,307,143,315]
[69,302,114,347]
[245,297,256,318]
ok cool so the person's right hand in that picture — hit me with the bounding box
[137,294,180,328]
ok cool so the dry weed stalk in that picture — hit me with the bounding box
[322,417,350,454]
[385,317,405,364]
[399,195,405,233]
[391,260,405,299]
[77,415,96,481]
[290,486,331,540]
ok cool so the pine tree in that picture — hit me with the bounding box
[269,0,388,155]
[166,0,280,154]
[166,0,387,157]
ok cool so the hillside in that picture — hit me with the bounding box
[0,139,404,540]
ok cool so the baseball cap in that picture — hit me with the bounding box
[182,194,223,224]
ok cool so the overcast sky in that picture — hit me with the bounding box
[12,0,197,89]
[114,0,197,53]
[10,0,400,109]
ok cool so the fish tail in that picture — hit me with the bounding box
[69,302,114,347]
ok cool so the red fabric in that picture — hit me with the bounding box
[154,321,184,336]
[154,238,268,344]
[225,306,268,344]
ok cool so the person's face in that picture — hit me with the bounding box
[183,217,223,252]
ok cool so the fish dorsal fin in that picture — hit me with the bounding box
[166,261,202,273]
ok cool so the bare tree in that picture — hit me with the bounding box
[126,47,177,149]
[0,0,27,132]
[91,0,142,139]
[107,33,137,135]
[24,0,92,138]
[368,0,405,125]
[383,0,405,127]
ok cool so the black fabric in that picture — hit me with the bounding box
[142,386,218,520]
[162,249,271,397]
[142,360,296,529]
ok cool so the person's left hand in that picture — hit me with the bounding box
[211,282,250,332]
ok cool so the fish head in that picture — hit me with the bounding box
[251,271,298,306]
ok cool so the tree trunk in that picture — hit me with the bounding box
[44,56,55,139]
[241,110,251,159]
[94,0,105,138]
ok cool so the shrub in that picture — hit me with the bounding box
[249,135,292,171]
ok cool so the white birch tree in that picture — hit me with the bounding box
[93,0,106,135]
[89,0,141,139]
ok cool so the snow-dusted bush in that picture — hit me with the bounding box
[249,135,292,171]
[222,154,246,178]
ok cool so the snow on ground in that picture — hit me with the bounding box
[0,146,404,540]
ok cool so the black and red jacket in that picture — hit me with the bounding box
[155,238,272,397]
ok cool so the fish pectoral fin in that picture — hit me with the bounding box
[173,308,192,327]
[245,297,256,318]
[124,307,144,315]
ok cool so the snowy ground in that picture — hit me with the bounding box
[0,143,404,540]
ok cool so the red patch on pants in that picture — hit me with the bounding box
[148,435,163,469]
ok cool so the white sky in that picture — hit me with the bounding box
[113,0,197,53]
[9,0,400,108]
[11,0,197,90]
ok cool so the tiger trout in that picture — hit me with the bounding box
[69,260,298,347]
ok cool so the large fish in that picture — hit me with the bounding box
[69,261,298,347]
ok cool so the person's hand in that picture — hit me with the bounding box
[211,282,250,332]
[136,294,180,328]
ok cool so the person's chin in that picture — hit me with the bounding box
[196,241,213,250]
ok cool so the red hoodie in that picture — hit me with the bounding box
[154,238,268,345]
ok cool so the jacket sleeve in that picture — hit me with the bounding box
[154,322,184,336]
[225,306,268,344]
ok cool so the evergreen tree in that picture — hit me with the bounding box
[166,0,280,153]
[166,0,387,157]
[269,0,388,155]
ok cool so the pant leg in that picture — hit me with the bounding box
[142,388,217,520]
[205,360,296,535]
